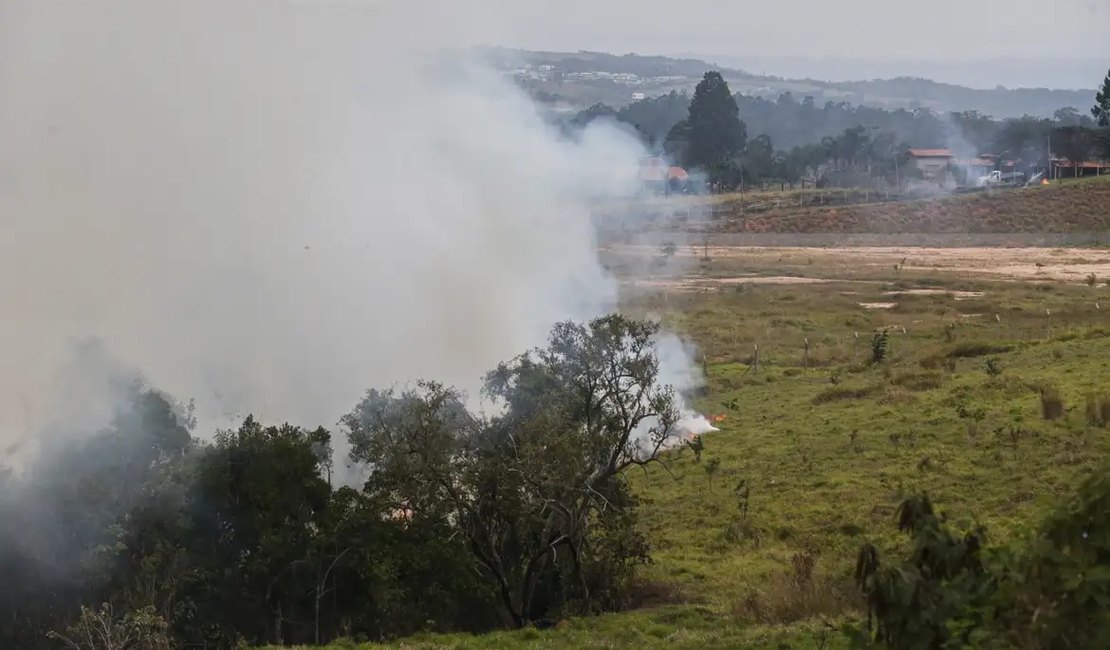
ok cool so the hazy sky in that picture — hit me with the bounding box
[479,0,1109,62]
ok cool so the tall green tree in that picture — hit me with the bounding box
[741,134,777,182]
[344,315,678,627]
[618,91,691,148]
[1093,66,1110,127]
[684,71,747,169]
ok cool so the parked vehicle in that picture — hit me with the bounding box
[976,170,1026,187]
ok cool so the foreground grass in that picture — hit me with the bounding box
[286,260,1110,649]
[269,608,849,650]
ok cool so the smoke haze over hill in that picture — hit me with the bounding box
[0,0,672,460]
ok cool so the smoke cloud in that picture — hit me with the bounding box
[0,0,702,466]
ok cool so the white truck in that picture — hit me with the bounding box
[976,170,1026,187]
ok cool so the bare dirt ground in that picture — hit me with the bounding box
[631,276,832,292]
[609,245,1110,284]
[800,247,1110,281]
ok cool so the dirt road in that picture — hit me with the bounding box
[607,245,1110,284]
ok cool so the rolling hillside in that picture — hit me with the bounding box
[481,49,1096,117]
[279,206,1110,649]
[606,176,1110,236]
[708,177,1110,234]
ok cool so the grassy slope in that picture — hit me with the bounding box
[281,262,1110,650]
[634,279,1110,601]
[709,176,1110,234]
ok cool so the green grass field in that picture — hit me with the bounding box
[275,246,1110,650]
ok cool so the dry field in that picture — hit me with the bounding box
[600,175,1110,236]
[608,245,1110,288]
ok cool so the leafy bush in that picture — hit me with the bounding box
[877,385,916,405]
[854,495,985,649]
[1038,385,1066,420]
[813,384,879,405]
[995,468,1110,647]
[919,353,957,373]
[871,330,889,364]
[854,469,1110,649]
[49,604,172,650]
[891,371,944,391]
[946,341,1013,359]
[734,553,856,625]
[1086,393,1110,427]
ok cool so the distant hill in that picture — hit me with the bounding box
[700,176,1110,235]
[692,53,1105,92]
[479,48,1096,119]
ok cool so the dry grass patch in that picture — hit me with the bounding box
[732,553,858,625]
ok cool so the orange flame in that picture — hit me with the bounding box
[712,415,727,423]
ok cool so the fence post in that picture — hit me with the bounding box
[753,343,760,374]
[804,338,810,370]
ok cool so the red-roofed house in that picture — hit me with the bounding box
[640,157,692,194]
[908,149,954,179]
[954,157,995,179]
[1050,158,1110,179]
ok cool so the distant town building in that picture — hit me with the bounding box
[631,92,646,101]
[639,157,691,195]
[954,156,995,179]
[1049,157,1110,179]
[908,149,954,178]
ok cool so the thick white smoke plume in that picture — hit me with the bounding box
[0,0,705,466]
[654,334,719,438]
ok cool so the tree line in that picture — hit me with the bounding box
[3,320,1109,649]
[570,66,1110,191]
[0,316,682,649]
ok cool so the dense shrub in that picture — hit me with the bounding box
[1039,385,1066,420]
[946,341,1013,359]
[891,371,945,391]
[871,330,889,364]
[813,384,879,405]
[854,468,1110,649]
[1,317,672,647]
[1086,393,1110,427]
[734,553,856,625]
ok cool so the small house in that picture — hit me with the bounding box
[639,157,691,195]
[908,149,954,179]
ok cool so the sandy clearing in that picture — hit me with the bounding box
[626,276,833,291]
[607,245,1110,282]
[884,289,985,299]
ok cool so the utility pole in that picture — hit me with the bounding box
[1047,133,1053,180]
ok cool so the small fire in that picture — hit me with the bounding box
[1041,178,1050,186]
[711,415,727,423]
